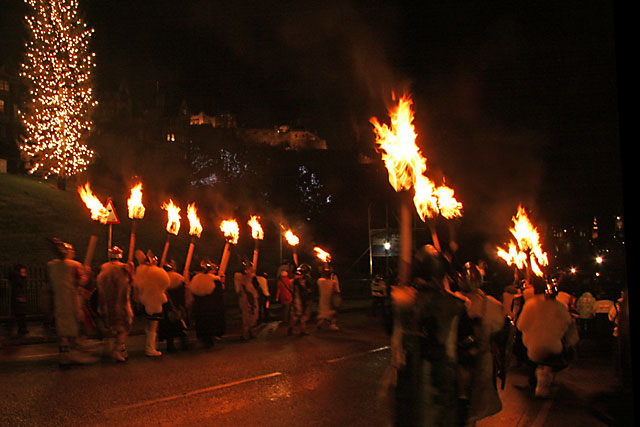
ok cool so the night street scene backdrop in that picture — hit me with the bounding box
[1,2,626,291]
[0,1,633,426]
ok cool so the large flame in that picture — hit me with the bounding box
[434,183,463,219]
[370,93,462,220]
[220,219,239,245]
[248,215,264,240]
[161,199,181,235]
[127,182,146,219]
[186,203,203,238]
[282,228,299,246]
[77,182,108,224]
[313,246,331,263]
[496,205,549,277]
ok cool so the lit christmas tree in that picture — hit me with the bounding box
[19,0,97,189]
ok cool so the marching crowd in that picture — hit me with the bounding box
[27,237,342,365]
[379,244,629,427]
[5,237,630,427]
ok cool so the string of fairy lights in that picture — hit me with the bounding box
[19,0,97,179]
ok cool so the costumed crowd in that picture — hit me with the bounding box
[14,236,628,427]
[37,238,342,365]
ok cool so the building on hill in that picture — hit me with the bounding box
[189,111,327,151]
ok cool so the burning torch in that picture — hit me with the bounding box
[160,199,181,268]
[126,182,146,264]
[282,227,300,266]
[313,246,332,269]
[248,215,264,271]
[370,93,463,284]
[219,219,239,277]
[183,203,203,283]
[77,182,109,266]
[497,205,549,284]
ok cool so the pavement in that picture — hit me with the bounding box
[0,296,376,362]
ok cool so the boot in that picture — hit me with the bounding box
[145,326,162,357]
[535,365,553,398]
[112,343,127,362]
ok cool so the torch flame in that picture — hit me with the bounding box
[127,182,146,219]
[77,182,109,224]
[248,215,264,240]
[496,205,548,277]
[282,228,299,246]
[186,203,203,238]
[371,93,462,220]
[161,199,181,235]
[313,246,331,263]
[220,219,239,245]
[434,183,463,219]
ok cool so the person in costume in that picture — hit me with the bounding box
[316,267,341,330]
[290,263,313,336]
[46,238,98,366]
[158,260,189,352]
[133,250,170,357]
[96,246,133,362]
[517,280,579,398]
[234,260,259,340]
[188,261,224,347]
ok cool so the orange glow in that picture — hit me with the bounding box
[313,246,331,263]
[370,93,462,220]
[161,199,181,235]
[77,182,108,223]
[248,215,264,240]
[186,203,203,238]
[220,219,239,245]
[433,183,463,219]
[127,183,145,219]
[282,228,299,246]
[496,205,549,277]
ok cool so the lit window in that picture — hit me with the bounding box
[167,133,175,142]
[0,99,4,113]
[0,80,8,91]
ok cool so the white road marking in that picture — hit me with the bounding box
[327,345,390,363]
[105,371,283,413]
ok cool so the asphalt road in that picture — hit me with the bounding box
[0,310,634,426]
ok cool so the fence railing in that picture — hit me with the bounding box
[1,263,373,320]
[0,264,48,319]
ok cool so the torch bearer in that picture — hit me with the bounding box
[77,182,109,266]
[282,227,300,267]
[371,94,463,284]
[219,219,239,277]
[160,199,181,268]
[126,182,146,264]
[183,203,203,284]
[248,215,264,270]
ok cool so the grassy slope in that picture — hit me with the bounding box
[0,173,288,276]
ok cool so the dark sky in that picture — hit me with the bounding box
[1,0,624,229]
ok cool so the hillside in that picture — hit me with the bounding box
[0,173,285,274]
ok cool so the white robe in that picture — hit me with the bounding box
[517,294,579,363]
[133,264,169,315]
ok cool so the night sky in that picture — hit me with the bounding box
[1,0,624,230]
